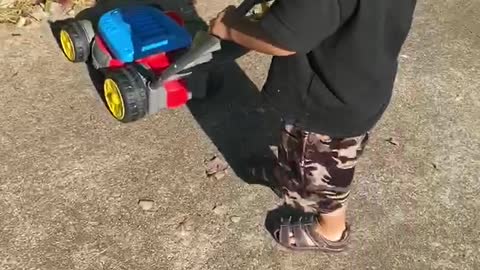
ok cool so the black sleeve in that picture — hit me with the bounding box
[260,0,341,53]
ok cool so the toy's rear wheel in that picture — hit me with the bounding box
[104,67,147,123]
[60,20,94,63]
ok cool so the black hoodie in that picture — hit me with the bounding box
[260,0,417,137]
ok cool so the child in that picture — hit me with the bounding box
[209,0,417,252]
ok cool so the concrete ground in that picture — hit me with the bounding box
[0,0,479,269]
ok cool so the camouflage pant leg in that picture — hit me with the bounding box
[275,122,369,214]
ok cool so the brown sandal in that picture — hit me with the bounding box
[273,215,351,252]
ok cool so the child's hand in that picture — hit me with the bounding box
[209,5,238,40]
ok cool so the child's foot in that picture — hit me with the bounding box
[313,221,347,242]
[273,215,350,252]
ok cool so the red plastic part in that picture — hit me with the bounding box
[165,11,185,26]
[164,79,190,108]
[136,53,171,73]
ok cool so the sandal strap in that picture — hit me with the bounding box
[292,224,318,247]
[276,215,350,252]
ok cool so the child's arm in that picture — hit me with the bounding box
[210,1,341,56]
[209,6,295,56]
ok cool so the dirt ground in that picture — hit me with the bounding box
[0,0,479,269]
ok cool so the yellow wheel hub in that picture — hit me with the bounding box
[104,79,125,120]
[60,30,75,62]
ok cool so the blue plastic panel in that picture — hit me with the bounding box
[98,5,192,63]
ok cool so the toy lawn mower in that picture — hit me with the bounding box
[58,0,272,123]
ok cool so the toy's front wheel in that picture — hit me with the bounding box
[104,67,147,123]
[60,20,93,63]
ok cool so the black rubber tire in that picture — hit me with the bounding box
[60,20,91,63]
[104,66,148,123]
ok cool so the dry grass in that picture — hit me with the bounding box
[73,0,94,7]
[0,0,33,24]
[0,0,95,24]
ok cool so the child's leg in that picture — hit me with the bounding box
[274,121,368,242]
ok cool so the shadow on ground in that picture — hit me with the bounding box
[48,0,282,192]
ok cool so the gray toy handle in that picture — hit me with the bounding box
[150,0,272,88]
[155,35,219,83]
